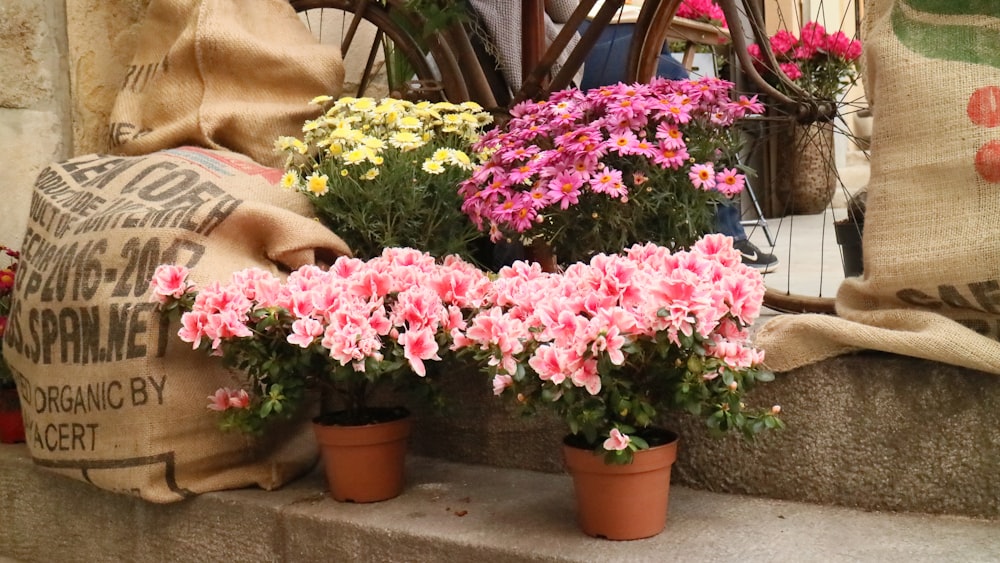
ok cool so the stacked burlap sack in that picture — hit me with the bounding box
[756,0,1000,374]
[4,0,350,502]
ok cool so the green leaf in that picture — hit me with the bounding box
[630,435,649,450]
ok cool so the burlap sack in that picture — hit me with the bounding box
[108,0,344,168]
[755,1,1000,374]
[2,147,351,502]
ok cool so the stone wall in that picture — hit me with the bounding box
[0,1,71,249]
[0,0,148,249]
[65,0,150,155]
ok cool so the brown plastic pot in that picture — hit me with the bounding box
[563,430,679,540]
[312,410,412,503]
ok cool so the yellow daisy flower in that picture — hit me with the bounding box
[398,115,422,130]
[350,97,376,112]
[279,171,298,190]
[389,131,423,151]
[450,150,473,169]
[302,119,322,133]
[361,136,385,151]
[343,148,368,165]
[422,160,446,175]
[306,172,329,196]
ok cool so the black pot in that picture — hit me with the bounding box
[834,220,864,278]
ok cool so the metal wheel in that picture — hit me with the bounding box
[725,0,869,314]
[289,0,465,101]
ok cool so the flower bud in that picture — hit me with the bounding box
[728,381,738,391]
[686,355,702,373]
[771,405,781,415]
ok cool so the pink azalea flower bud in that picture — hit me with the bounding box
[228,389,251,409]
[492,374,513,396]
[207,388,231,411]
[771,405,782,415]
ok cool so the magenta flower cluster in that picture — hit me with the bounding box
[676,0,727,28]
[458,78,763,263]
[748,21,862,101]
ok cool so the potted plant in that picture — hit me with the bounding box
[458,77,763,266]
[275,95,494,262]
[453,234,783,539]
[0,245,24,444]
[747,22,863,214]
[150,247,492,502]
[747,22,862,102]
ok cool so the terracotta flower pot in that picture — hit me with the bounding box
[0,388,25,444]
[562,430,679,540]
[312,409,412,503]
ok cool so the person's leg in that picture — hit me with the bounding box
[579,21,688,89]
[715,200,745,240]
[717,200,778,270]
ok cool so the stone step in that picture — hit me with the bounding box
[1,444,998,563]
[404,352,1000,519]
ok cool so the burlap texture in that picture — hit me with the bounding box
[3,147,350,502]
[108,0,344,168]
[756,0,1000,373]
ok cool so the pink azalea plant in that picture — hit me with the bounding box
[747,21,862,101]
[150,248,492,432]
[453,235,782,464]
[458,78,763,265]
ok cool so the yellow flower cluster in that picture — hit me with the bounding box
[276,96,492,196]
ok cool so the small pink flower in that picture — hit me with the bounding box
[228,389,251,409]
[492,374,513,396]
[688,162,716,190]
[287,317,324,348]
[714,168,746,196]
[399,325,441,377]
[603,428,631,451]
[149,264,191,303]
[769,29,797,55]
[207,388,232,411]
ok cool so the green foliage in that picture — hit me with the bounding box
[403,0,467,40]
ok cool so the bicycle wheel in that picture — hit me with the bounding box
[729,0,869,314]
[629,0,868,314]
[289,0,465,102]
